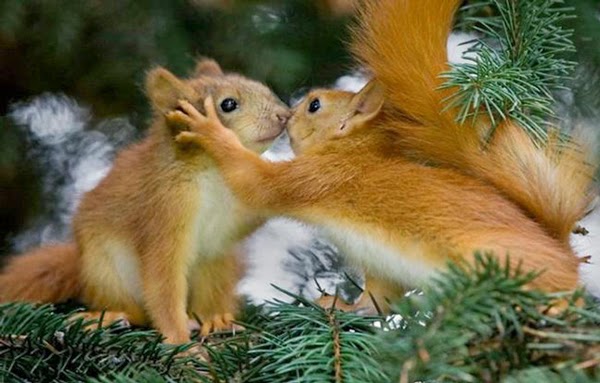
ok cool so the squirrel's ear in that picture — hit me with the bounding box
[194,58,224,77]
[146,67,197,112]
[353,80,385,117]
[336,80,384,137]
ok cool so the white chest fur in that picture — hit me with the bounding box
[320,224,438,288]
[191,169,252,258]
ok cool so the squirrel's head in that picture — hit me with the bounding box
[287,80,384,154]
[146,58,289,153]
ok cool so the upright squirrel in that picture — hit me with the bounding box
[0,59,289,343]
[166,0,596,310]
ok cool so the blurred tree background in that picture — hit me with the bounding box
[0,0,599,256]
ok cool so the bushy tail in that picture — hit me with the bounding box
[0,243,81,303]
[351,0,597,243]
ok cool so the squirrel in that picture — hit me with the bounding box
[165,0,596,312]
[0,58,290,343]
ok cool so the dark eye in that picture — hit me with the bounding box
[220,98,238,113]
[308,98,320,113]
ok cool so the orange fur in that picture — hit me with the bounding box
[0,243,80,303]
[351,0,597,243]
[188,248,245,336]
[167,93,580,294]
[0,59,288,344]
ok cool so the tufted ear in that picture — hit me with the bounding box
[194,58,224,77]
[145,67,197,112]
[335,80,385,137]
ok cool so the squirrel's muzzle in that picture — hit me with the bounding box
[276,110,291,127]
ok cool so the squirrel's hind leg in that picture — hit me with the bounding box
[188,249,245,337]
[317,273,405,315]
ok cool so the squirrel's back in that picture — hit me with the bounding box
[351,0,597,243]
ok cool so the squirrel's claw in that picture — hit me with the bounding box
[169,98,224,136]
[198,313,244,337]
[175,131,199,144]
[202,96,219,121]
[177,99,207,122]
[166,110,192,126]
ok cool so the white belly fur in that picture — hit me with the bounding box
[110,240,144,303]
[103,169,249,304]
[320,224,439,288]
[191,168,253,258]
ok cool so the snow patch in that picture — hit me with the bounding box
[447,32,479,64]
[572,206,600,298]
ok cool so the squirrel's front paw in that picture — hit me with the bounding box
[175,131,200,145]
[166,109,192,127]
[168,98,221,130]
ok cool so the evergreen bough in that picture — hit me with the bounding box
[442,0,576,141]
[1,256,599,382]
[241,289,386,383]
[376,255,600,382]
[0,303,206,382]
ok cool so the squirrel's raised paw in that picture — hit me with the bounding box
[175,131,200,145]
[166,109,193,127]
[198,313,244,337]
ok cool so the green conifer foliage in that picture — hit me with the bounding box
[443,0,576,142]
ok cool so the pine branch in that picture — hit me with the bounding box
[2,256,599,382]
[242,289,388,383]
[376,254,600,383]
[154,291,390,383]
[90,368,180,383]
[442,0,576,142]
[0,303,207,382]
